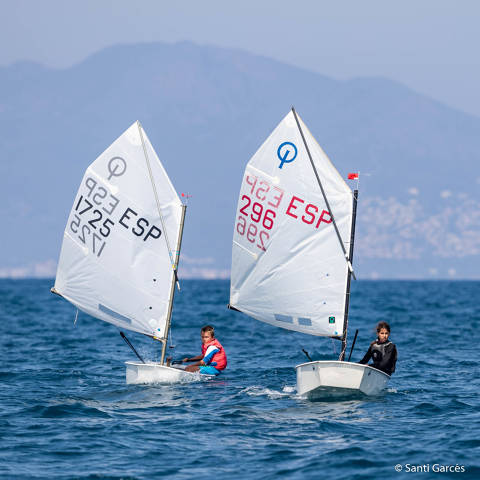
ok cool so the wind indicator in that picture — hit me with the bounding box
[181,193,193,205]
[348,172,360,190]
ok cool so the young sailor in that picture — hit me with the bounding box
[182,325,227,375]
[359,321,397,375]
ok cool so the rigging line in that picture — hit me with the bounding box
[137,121,175,270]
[347,329,359,362]
[291,107,356,280]
[120,332,145,364]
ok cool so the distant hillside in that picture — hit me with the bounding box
[0,41,479,278]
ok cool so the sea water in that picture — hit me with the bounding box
[0,279,479,479]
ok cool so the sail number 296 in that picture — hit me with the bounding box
[236,174,284,251]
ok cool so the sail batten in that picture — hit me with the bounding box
[54,122,183,338]
[230,110,353,338]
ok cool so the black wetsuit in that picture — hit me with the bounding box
[359,340,397,375]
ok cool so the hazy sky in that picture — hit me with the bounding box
[2,0,479,116]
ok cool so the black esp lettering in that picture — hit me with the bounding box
[85,177,97,197]
[119,208,137,229]
[132,217,149,237]
[144,225,162,242]
[103,194,120,216]
[93,186,108,205]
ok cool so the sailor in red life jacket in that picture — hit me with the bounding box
[182,325,227,375]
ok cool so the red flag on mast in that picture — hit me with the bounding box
[347,173,359,180]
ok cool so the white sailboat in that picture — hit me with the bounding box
[52,121,198,384]
[229,108,390,398]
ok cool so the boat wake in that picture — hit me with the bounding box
[241,385,298,399]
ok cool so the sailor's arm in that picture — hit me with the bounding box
[182,355,203,363]
[202,345,220,366]
[358,345,373,364]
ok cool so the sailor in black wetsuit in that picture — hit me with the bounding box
[359,321,397,375]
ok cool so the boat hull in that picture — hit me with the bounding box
[295,361,390,398]
[125,361,201,384]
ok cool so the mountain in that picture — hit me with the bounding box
[0,41,479,279]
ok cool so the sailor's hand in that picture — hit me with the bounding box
[182,357,189,363]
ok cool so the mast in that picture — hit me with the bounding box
[160,203,186,365]
[136,119,186,361]
[339,189,358,361]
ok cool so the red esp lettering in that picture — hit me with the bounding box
[285,195,332,228]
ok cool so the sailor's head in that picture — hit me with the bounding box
[201,325,215,344]
[376,321,390,344]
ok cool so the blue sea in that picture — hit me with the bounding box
[1,279,479,479]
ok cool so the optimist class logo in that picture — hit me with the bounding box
[107,156,127,180]
[277,142,297,169]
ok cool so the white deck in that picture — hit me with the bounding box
[126,361,203,384]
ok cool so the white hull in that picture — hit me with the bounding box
[295,361,390,399]
[126,361,202,385]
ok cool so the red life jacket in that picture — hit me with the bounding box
[201,338,227,370]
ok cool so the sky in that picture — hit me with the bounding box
[1,0,480,117]
[1,0,479,280]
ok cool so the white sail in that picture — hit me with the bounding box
[230,110,353,338]
[54,122,183,338]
